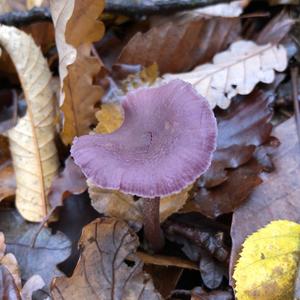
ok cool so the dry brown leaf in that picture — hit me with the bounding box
[163,40,287,109]
[136,251,198,270]
[230,118,300,279]
[50,0,105,144]
[0,25,59,222]
[89,182,191,225]
[118,14,240,74]
[51,218,162,300]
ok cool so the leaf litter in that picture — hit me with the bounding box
[0,1,298,299]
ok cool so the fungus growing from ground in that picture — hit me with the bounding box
[71,79,217,251]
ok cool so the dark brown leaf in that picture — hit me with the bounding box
[0,265,20,300]
[192,287,233,300]
[200,88,274,188]
[144,265,182,298]
[163,218,229,263]
[199,254,225,289]
[256,11,295,45]
[48,157,87,208]
[51,218,162,300]
[230,118,300,279]
[183,159,263,218]
[118,14,240,74]
[0,209,71,287]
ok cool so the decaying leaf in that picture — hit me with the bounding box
[118,13,240,74]
[94,103,124,134]
[48,156,87,208]
[233,220,300,300]
[0,232,46,299]
[163,40,287,109]
[89,182,192,225]
[51,218,162,299]
[191,287,233,300]
[230,118,300,278]
[50,0,104,144]
[0,209,71,287]
[0,25,59,222]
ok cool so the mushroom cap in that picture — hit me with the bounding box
[71,79,217,198]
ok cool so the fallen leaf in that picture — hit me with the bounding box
[0,25,59,222]
[94,103,124,134]
[230,118,300,278]
[118,14,240,74]
[20,275,45,300]
[0,209,71,287]
[176,1,247,18]
[136,251,198,270]
[192,287,233,300]
[144,265,182,298]
[163,40,287,109]
[256,11,295,45]
[89,182,192,225]
[48,156,87,208]
[51,218,162,299]
[0,232,46,300]
[183,159,263,218]
[202,87,275,187]
[233,220,300,300]
[50,0,104,144]
[199,254,225,289]
[0,265,20,300]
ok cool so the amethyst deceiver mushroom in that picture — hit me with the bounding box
[71,79,217,251]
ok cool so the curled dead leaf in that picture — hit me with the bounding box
[51,218,162,299]
[0,25,59,222]
[50,0,105,144]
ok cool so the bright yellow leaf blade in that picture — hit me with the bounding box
[233,220,300,300]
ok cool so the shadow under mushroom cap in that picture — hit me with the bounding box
[71,79,217,198]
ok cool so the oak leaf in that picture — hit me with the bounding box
[163,40,287,109]
[233,220,300,300]
[0,25,59,222]
[50,0,104,144]
[51,218,162,299]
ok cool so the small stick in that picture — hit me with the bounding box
[291,67,300,143]
[0,0,231,26]
[142,197,165,252]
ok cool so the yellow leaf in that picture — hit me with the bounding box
[94,103,124,134]
[0,25,59,222]
[233,220,300,300]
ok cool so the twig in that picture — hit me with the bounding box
[0,7,51,26]
[105,0,231,15]
[291,67,300,143]
[0,0,230,26]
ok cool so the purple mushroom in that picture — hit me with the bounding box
[71,79,217,251]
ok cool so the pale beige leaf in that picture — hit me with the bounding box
[163,40,287,109]
[89,181,191,225]
[179,0,247,17]
[26,0,44,9]
[21,275,45,300]
[0,232,21,290]
[50,0,104,144]
[0,25,59,222]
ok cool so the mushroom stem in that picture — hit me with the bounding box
[143,197,165,252]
